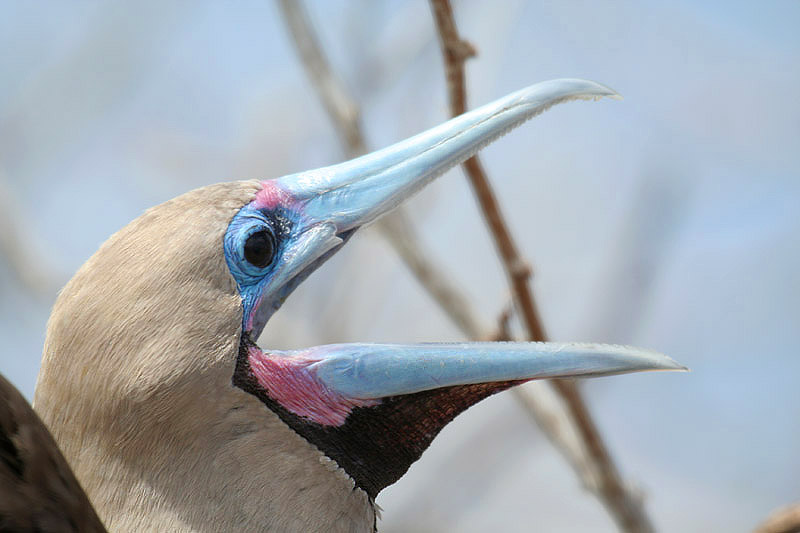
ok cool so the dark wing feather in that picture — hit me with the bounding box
[0,374,106,532]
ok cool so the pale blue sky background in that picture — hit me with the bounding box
[1,1,798,531]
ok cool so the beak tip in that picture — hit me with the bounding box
[521,79,623,108]
[643,351,688,373]
[585,80,621,100]
[584,81,622,101]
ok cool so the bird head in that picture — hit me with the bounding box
[34,79,682,531]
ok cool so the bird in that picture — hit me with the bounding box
[2,79,683,532]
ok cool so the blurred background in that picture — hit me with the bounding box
[1,1,798,531]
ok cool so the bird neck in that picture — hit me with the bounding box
[39,380,376,532]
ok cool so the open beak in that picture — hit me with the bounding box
[236,78,685,497]
[249,78,683,404]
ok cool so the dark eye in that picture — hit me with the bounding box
[243,230,275,268]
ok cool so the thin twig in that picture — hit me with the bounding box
[0,178,59,296]
[511,383,600,491]
[485,300,513,341]
[276,0,365,158]
[755,504,800,533]
[277,0,484,338]
[429,0,546,340]
[429,1,654,532]
[377,208,486,337]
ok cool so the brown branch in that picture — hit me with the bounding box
[755,504,800,533]
[429,0,546,341]
[276,0,485,339]
[429,1,654,532]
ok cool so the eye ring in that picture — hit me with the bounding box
[243,230,276,268]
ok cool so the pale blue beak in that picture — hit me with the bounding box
[274,343,684,399]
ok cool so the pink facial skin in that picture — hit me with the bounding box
[253,180,295,210]
[248,346,379,426]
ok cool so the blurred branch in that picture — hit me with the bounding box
[755,504,800,533]
[277,0,364,157]
[429,1,654,532]
[0,177,59,296]
[511,382,600,491]
[277,0,485,338]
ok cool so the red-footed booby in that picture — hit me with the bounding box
[16,79,683,532]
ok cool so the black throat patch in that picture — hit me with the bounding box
[232,334,518,499]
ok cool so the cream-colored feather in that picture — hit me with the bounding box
[34,181,374,532]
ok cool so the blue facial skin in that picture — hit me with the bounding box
[223,204,292,335]
[223,202,354,338]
